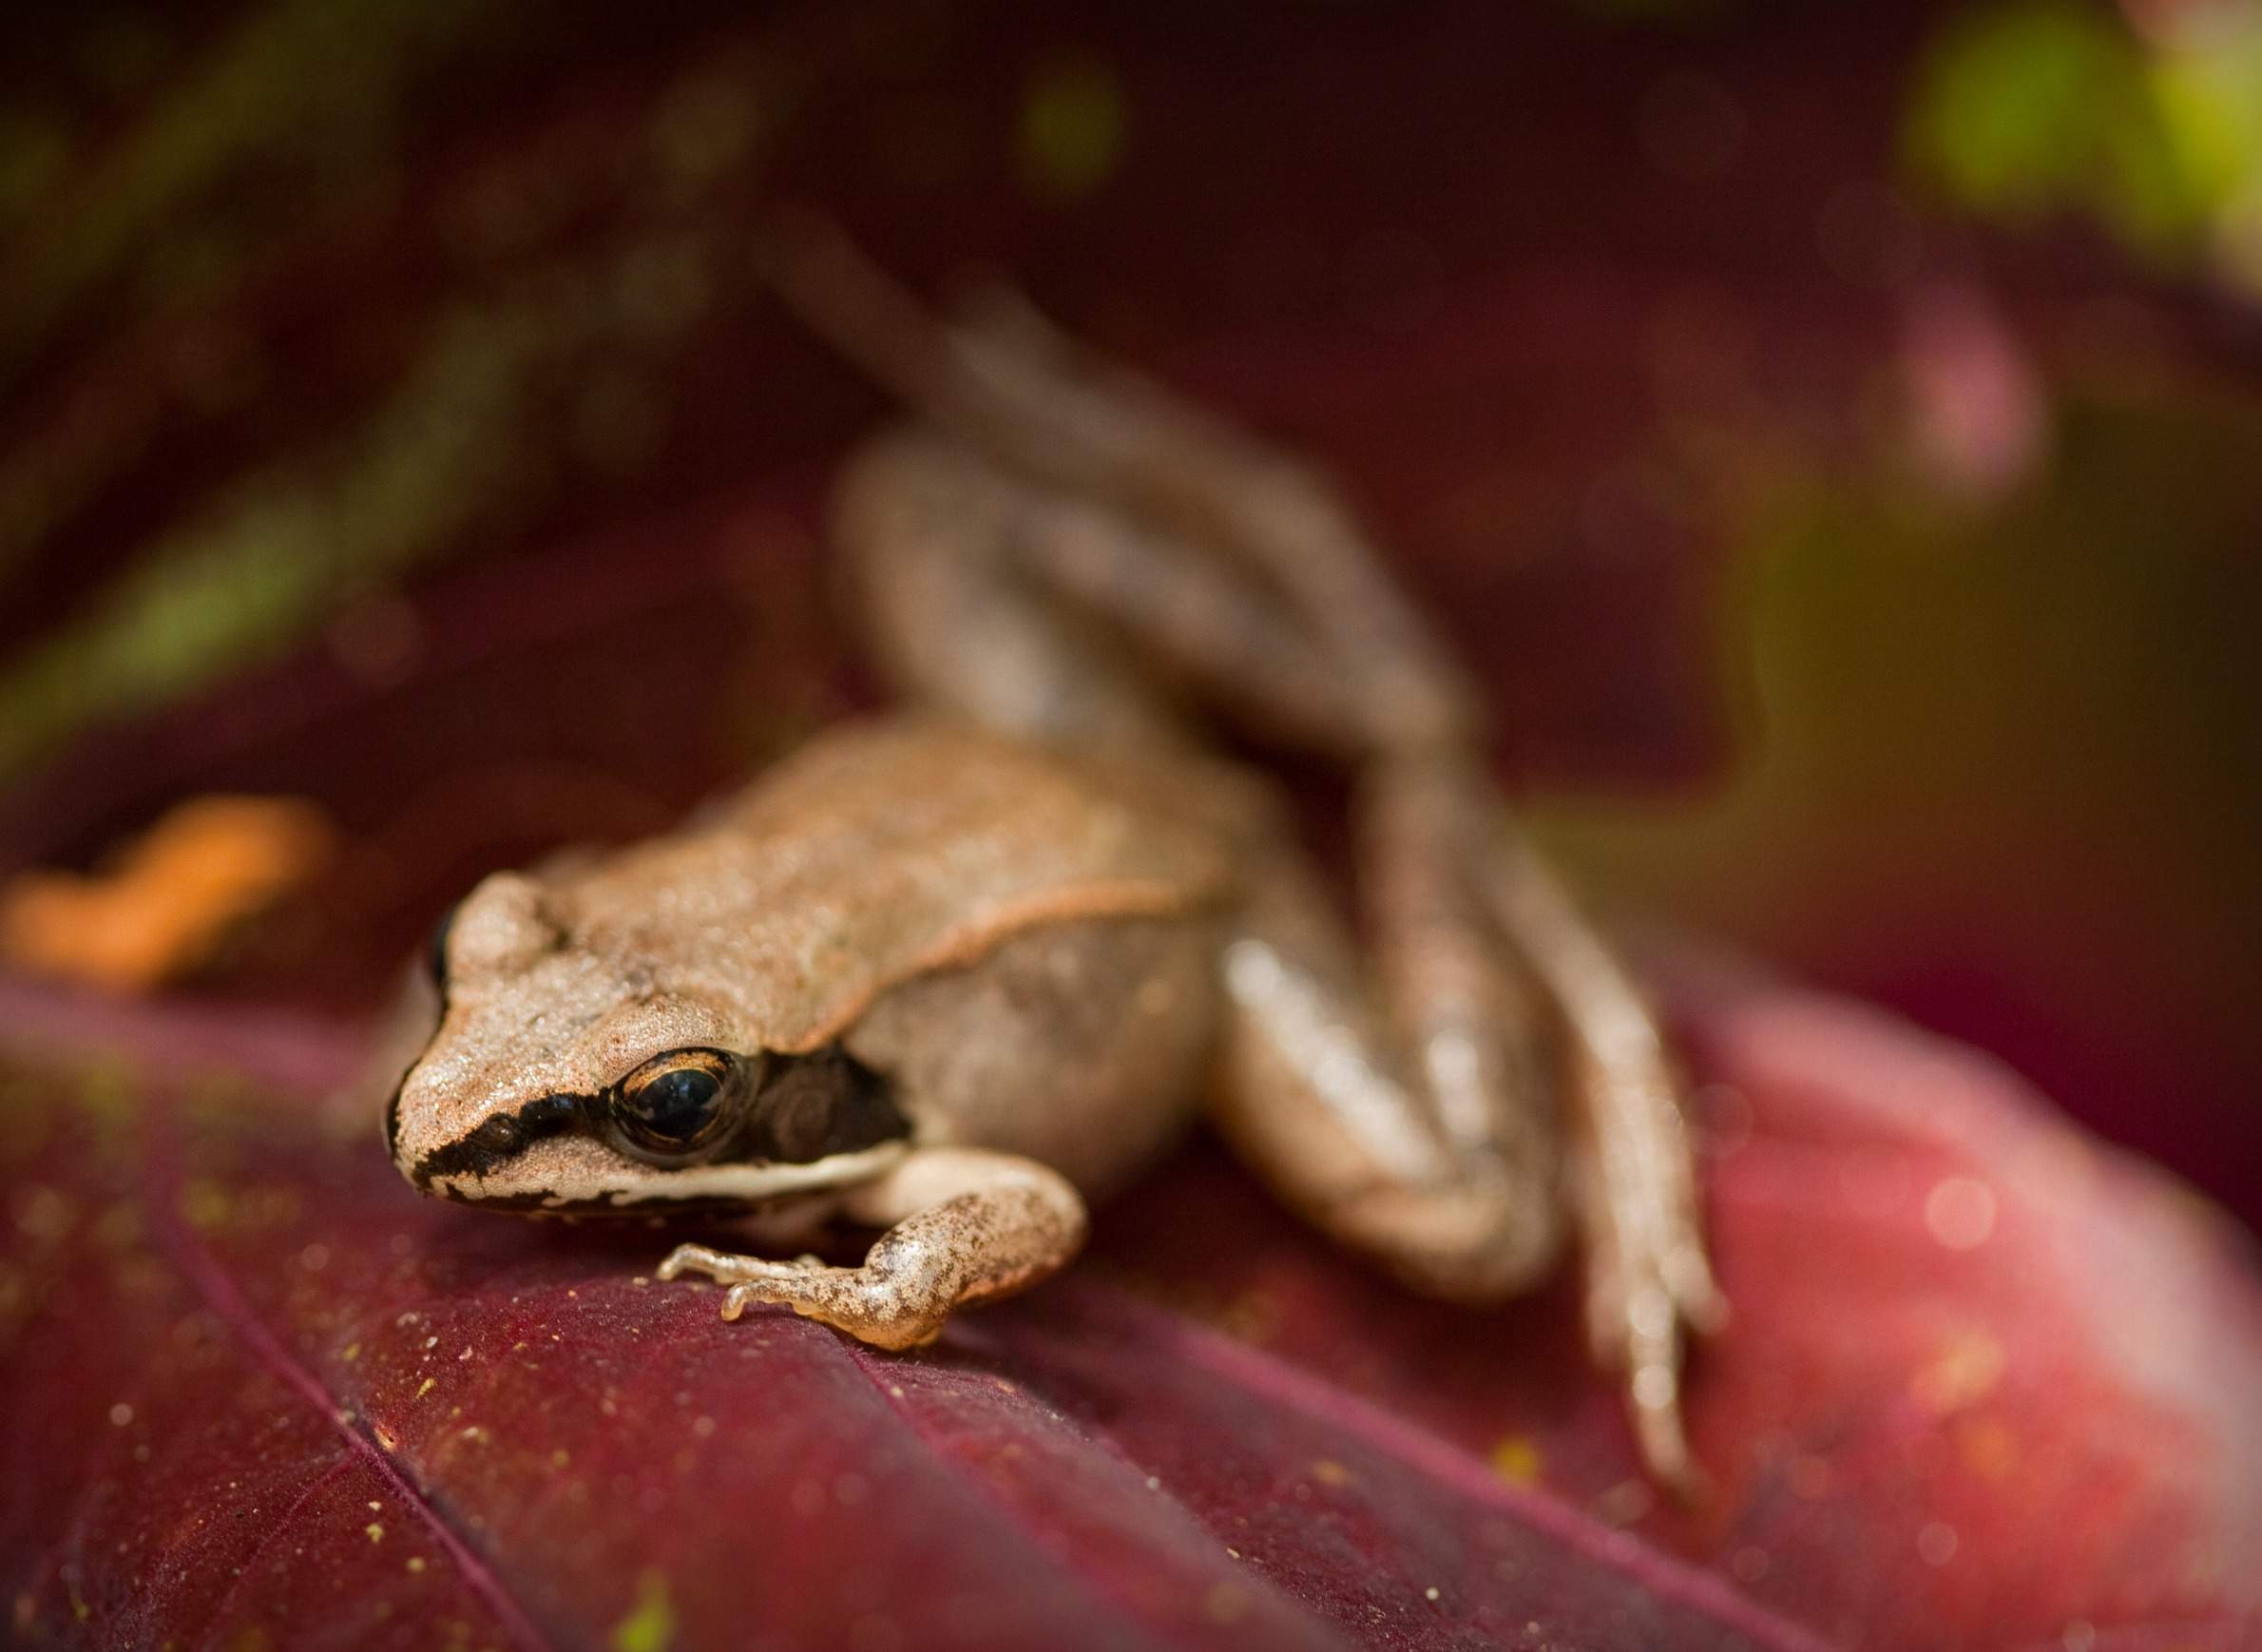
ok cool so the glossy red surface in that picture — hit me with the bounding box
[5,5,2260,1646]
[3,952,2256,1650]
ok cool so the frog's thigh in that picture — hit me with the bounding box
[1209,850,1564,1305]
[834,429,1184,750]
[659,1148,1086,1351]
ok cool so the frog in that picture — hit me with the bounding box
[383,220,1725,1488]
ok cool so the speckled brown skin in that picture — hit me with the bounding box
[391,227,1722,1489]
[389,723,1235,1218]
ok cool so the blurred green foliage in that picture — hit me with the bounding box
[1542,385,2262,1160]
[1015,55,1127,202]
[1907,0,2262,293]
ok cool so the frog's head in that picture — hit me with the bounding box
[384,870,908,1214]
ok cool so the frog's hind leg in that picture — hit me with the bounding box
[1210,755,1723,1491]
[1472,816,1729,1407]
[658,1148,1087,1351]
[769,210,1476,759]
[774,221,1721,1489]
[1379,757,1725,1477]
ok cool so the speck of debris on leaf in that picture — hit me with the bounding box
[1489,1436,1542,1485]
[1201,1583,1247,1625]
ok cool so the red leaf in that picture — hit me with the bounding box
[2,10,2258,1644]
[3,958,2255,1651]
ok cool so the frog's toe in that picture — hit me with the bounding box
[719,1276,796,1322]
[656,1242,732,1282]
[716,1276,839,1316]
[721,1282,760,1321]
[1583,1239,1725,1501]
[709,1268,950,1349]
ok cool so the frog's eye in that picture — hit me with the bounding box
[610,1048,749,1158]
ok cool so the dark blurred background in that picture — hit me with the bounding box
[1,0,2257,1222]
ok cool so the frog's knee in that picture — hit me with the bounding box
[1336,1180,1565,1303]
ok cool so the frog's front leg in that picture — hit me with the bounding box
[658,1148,1087,1351]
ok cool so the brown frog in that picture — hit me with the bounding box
[384,224,1724,1487]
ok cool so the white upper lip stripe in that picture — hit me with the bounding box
[431,1139,911,1208]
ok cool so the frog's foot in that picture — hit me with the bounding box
[658,1242,947,1346]
[657,1149,1088,1354]
[1479,834,1727,1496]
[1568,1053,1730,1499]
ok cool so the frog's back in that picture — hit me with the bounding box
[563,717,1233,1053]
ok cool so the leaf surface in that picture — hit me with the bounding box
[2,958,2255,1651]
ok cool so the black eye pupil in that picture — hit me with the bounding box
[614,1054,734,1154]
[635,1068,719,1139]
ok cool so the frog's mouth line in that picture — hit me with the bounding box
[424,1139,913,1213]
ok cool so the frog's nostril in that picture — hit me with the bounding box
[425,899,463,993]
[471,1114,524,1156]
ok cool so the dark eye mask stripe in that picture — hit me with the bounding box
[411,1090,589,1187]
[408,1047,911,1193]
